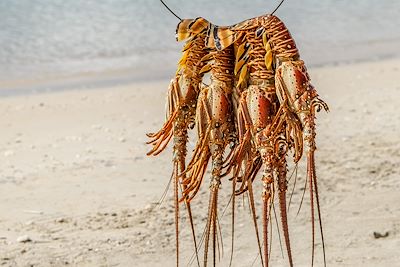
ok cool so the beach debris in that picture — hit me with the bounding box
[147,5,328,267]
[55,217,68,223]
[17,235,32,243]
[373,231,389,239]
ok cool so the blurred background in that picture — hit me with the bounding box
[0,1,400,266]
[1,0,400,92]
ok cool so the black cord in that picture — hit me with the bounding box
[160,0,286,21]
[271,0,286,15]
[160,0,182,21]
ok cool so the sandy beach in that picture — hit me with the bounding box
[0,58,400,266]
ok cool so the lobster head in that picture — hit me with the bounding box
[176,17,210,42]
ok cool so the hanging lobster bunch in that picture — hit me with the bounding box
[147,2,328,266]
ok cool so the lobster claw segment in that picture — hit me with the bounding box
[147,13,327,267]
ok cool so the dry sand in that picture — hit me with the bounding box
[0,59,399,266]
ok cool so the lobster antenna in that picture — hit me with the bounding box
[160,0,182,21]
[271,0,286,15]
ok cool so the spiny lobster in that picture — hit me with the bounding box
[147,13,328,267]
[147,17,210,267]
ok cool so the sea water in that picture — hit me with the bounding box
[0,0,399,87]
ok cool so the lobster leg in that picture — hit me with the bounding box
[182,88,211,201]
[146,77,180,155]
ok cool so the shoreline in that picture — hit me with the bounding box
[1,54,400,98]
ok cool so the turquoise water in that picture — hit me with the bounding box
[0,0,399,84]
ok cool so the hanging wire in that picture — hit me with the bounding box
[159,0,182,21]
[160,0,287,21]
[271,0,286,15]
